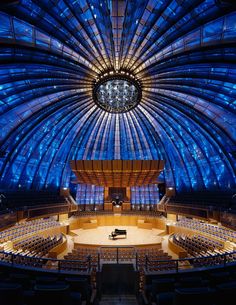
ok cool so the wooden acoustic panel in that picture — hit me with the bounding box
[70,160,164,187]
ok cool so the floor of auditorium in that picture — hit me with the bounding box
[58,226,178,259]
[72,226,163,246]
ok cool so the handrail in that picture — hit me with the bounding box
[0,250,92,273]
[144,250,236,273]
[145,250,236,264]
[100,245,135,249]
[1,248,236,275]
[74,210,163,216]
[99,246,136,265]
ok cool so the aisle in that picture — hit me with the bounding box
[99,295,138,305]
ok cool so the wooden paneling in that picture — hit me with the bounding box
[168,236,188,258]
[82,222,98,229]
[48,234,67,258]
[122,202,131,211]
[137,220,152,229]
[68,215,166,229]
[104,202,112,210]
[70,160,164,187]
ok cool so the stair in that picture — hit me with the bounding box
[99,294,138,305]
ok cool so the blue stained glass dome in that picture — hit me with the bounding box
[0,0,235,192]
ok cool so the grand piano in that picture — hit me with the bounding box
[109,228,127,240]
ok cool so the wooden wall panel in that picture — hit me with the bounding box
[70,160,164,187]
[69,215,166,229]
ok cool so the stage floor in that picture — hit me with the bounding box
[71,226,164,247]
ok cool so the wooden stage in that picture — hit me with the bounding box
[71,226,164,247]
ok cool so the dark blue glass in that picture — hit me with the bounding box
[0,1,235,195]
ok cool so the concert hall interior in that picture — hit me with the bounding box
[0,0,236,305]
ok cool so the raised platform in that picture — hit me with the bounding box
[71,226,164,247]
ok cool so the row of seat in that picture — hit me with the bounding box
[0,271,92,305]
[176,218,236,241]
[172,233,225,257]
[191,253,236,269]
[0,218,60,243]
[138,249,173,274]
[145,269,236,305]
[64,246,170,266]
[137,247,168,259]
[64,248,98,267]
[0,251,46,268]
[63,245,172,291]
[11,234,63,257]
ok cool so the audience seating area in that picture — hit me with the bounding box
[172,234,225,257]
[63,245,173,292]
[63,247,99,286]
[11,234,63,257]
[60,259,91,273]
[137,247,173,271]
[0,218,64,269]
[64,248,98,262]
[0,218,61,243]
[100,247,136,262]
[62,247,98,273]
[0,251,46,268]
[144,267,236,305]
[1,211,236,305]
[136,247,174,291]
[64,246,171,271]
[175,218,236,242]
[0,269,93,305]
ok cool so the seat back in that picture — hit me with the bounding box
[34,284,70,305]
[0,282,23,305]
[65,277,91,300]
[174,287,215,305]
[216,281,236,304]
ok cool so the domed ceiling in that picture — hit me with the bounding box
[0,0,235,191]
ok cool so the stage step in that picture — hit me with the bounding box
[99,294,138,305]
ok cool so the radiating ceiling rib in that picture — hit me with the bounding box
[0,0,235,191]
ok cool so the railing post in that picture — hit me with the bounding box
[98,251,100,271]
[176,260,178,273]
[58,259,61,271]
[88,255,91,271]
[117,247,119,264]
[145,255,148,271]
[11,253,14,265]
